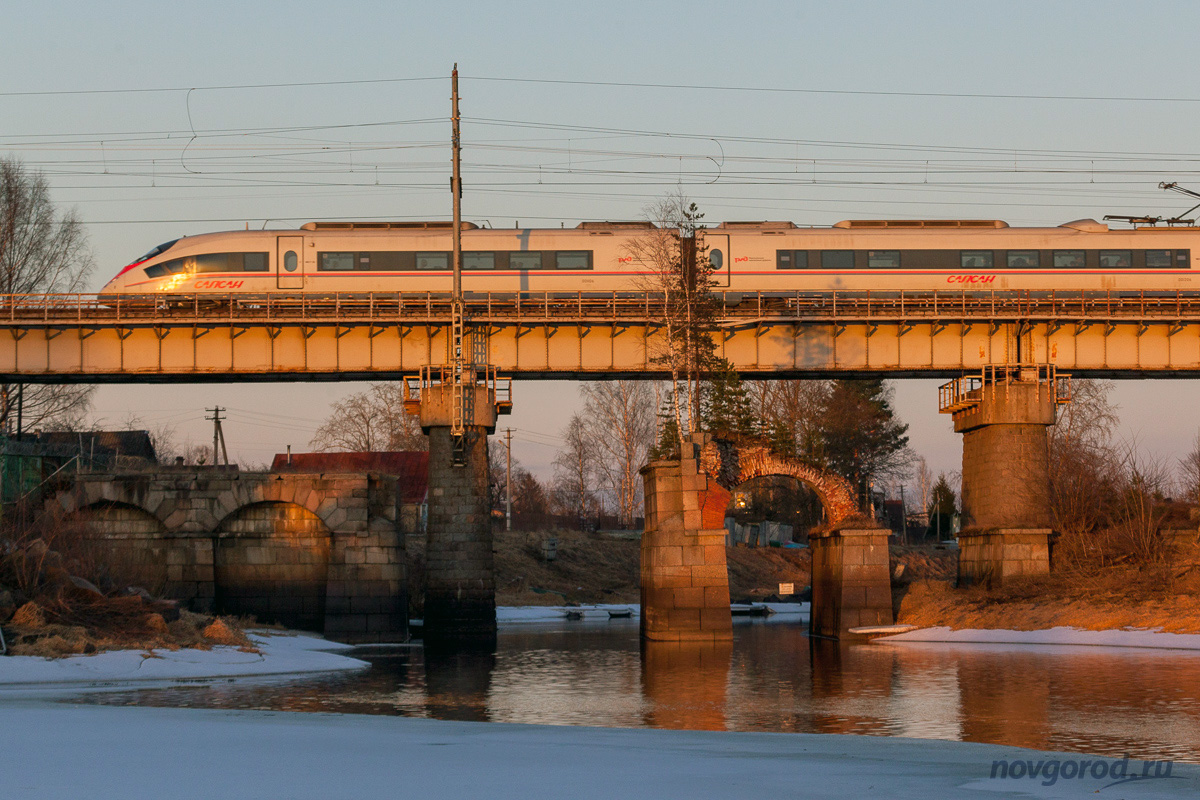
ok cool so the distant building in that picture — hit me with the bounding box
[31,430,158,469]
[1,429,158,505]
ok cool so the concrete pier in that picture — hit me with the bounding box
[944,368,1063,586]
[807,527,893,639]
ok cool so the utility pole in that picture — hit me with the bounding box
[900,484,908,545]
[448,63,470,466]
[504,427,513,531]
[206,406,228,467]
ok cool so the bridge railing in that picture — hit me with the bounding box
[3,289,1200,326]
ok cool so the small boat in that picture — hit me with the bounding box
[607,608,634,619]
[730,603,774,617]
[847,624,919,638]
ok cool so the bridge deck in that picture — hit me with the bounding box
[3,290,1200,380]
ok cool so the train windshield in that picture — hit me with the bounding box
[134,239,180,263]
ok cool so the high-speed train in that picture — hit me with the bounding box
[98,218,1200,296]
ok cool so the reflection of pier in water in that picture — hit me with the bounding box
[63,625,1200,761]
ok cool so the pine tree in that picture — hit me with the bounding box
[702,360,758,440]
[818,379,911,505]
[927,474,957,540]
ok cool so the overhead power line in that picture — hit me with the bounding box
[5,73,1199,105]
[465,75,1200,105]
[0,76,443,98]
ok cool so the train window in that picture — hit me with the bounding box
[1053,250,1085,269]
[416,252,448,270]
[821,250,854,270]
[244,253,268,272]
[134,239,180,263]
[1145,250,1172,268]
[511,252,542,270]
[1099,250,1132,268]
[960,251,993,269]
[195,254,226,273]
[145,257,189,278]
[1007,250,1039,268]
[464,252,495,270]
[868,251,900,269]
[556,251,591,270]
[776,250,808,269]
[318,252,355,271]
[710,249,723,270]
[1178,250,1191,267]
[284,251,298,272]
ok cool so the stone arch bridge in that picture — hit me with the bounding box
[49,471,407,643]
[697,440,859,527]
[640,434,890,643]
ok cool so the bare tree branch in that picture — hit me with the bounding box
[0,158,96,433]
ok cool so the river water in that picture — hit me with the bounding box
[72,618,1200,763]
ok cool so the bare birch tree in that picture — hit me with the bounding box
[581,381,655,527]
[552,414,598,529]
[747,379,832,460]
[310,383,427,452]
[1047,378,1120,538]
[626,192,718,453]
[0,158,95,432]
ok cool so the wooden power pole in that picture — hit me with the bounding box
[206,406,229,467]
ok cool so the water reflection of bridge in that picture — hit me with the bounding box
[89,625,1200,762]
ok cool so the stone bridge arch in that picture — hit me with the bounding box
[698,440,858,526]
[212,501,331,632]
[46,471,407,642]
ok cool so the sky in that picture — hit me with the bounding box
[5,0,1200,485]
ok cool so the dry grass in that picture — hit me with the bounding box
[897,566,1200,634]
[4,606,258,657]
[495,527,819,605]
[494,529,956,606]
[1,505,257,658]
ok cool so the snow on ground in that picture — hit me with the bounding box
[0,631,368,692]
[875,626,1200,651]
[496,602,809,623]
[0,705,1193,800]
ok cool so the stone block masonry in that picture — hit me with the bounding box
[49,472,407,644]
[808,527,893,639]
[951,377,1056,586]
[640,443,732,643]
[423,426,495,640]
[957,528,1051,586]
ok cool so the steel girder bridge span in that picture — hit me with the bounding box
[3,290,1200,382]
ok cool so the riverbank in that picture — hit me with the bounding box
[3,704,1194,799]
[896,569,1200,634]
[492,529,957,606]
[0,630,368,692]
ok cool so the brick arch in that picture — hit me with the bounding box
[700,441,858,525]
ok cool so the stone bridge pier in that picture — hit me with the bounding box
[408,369,508,641]
[639,434,893,641]
[942,366,1067,586]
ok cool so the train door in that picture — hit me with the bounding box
[276,236,304,290]
[705,232,732,287]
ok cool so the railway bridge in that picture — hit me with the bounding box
[3,289,1190,640]
[2,289,1200,380]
